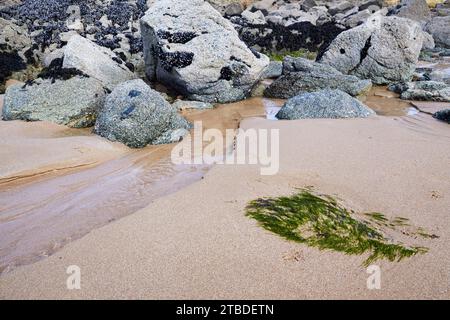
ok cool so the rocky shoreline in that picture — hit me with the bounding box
[1,0,449,149]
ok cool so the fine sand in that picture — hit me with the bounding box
[1,108,449,299]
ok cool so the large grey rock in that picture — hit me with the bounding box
[301,0,318,11]
[94,79,191,148]
[320,16,423,84]
[2,76,105,128]
[276,89,375,120]
[140,0,269,103]
[391,81,450,102]
[389,0,430,25]
[264,57,372,99]
[63,34,135,90]
[425,16,450,49]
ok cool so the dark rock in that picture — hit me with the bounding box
[328,1,355,16]
[0,17,31,92]
[0,50,26,90]
[37,57,87,82]
[359,0,383,11]
[237,20,346,55]
[433,109,450,124]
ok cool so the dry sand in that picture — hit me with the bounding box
[0,109,449,299]
[0,94,128,184]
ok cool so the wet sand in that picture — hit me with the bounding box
[0,107,449,299]
[362,86,417,116]
[0,96,282,273]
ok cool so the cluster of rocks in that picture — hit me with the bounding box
[220,0,400,54]
[1,0,449,149]
[2,32,192,147]
[0,0,149,92]
[1,0,270,147]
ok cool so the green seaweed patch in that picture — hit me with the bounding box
[266,49,317,62]
[246,190,431,266]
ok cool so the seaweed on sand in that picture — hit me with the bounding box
[245,189,432,266]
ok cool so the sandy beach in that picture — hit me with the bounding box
[1,108,449,299]
[1,0,450,302]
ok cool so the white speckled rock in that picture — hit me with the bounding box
[320,16,423,84]
[140,0,269,103]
